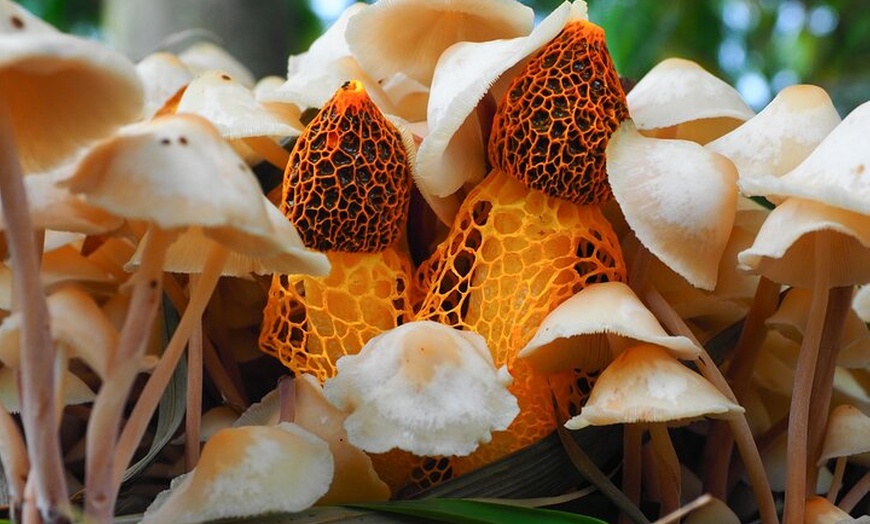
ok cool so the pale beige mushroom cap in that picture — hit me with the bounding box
[0,0,144,172]
[804,496,854,524]
[817,404,870,465]
[62,114,275,246]
[854,285,870,322]
[519,281,701,373]
[744,100,870,214]
[141,423,333,524]
[737,198,870,288]
[135,52,194,119]
[175,70,297,140]
[0,366,93,413]
[416,0,578,199]
[707,84,841,200]
[767,287,870,369]
[627,58,754,144]
[607,121,739,290]
[346,0,535,86]
[565,344,744,430]
[323,320,518,456]
[178,41,255,88]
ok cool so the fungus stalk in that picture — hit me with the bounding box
[185,312,205,469]
[84,227,175,523]
[703,276,780,498]
[0,102,71,524]
[0,404,28,519]
[112,243,230,494]
[838,471,870,513]
[637,278,778,524]
[647,423,680,517]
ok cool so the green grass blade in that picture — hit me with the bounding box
[348,499,607,524]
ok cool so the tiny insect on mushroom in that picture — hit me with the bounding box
[488,1,628,205]
[0,1,143,520]
[259,79,416,383]
[323,320,519,457]
[139,423,334,524]
[816,404,870,505]
[345,0,534,87]
[567,344,744,518]
[627,57,755,144]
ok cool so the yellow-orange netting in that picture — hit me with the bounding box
[488,19,628,206]
[415,169,626,474]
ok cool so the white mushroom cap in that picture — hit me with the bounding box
[62,114,275,245]
[416,0,578,198]
[140,423,333,524]
[627,58,754,144]
[323,320,518,456]
[0,366,93,413]
[0,0,144,172]
[175,70,297,140]
[135,52,194,120]
[803,496,854,524]
[707,84,841,200]
[565,344,744,430]
[346,0,535,86]
[684,497,740,524]
[854,285,870,322]
[607,120,739,290]
[518,281,701,373]
[737,198,870,288]
[128,196,330,277]
[177,41,255,88]
[767,287,870,369]
[742,100,870,214]
[817,404,870,464]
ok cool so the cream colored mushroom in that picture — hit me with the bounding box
[803,496,855,524]
[323,320,518,457]
[518,281,701,374]
[707,84,841,201]
[346,0,534,86]
[817,404,870,503]
[140,423,333,524]
[135,52,194,120]
[627,57,754,144]
[177,41,255,88]
[607,120,739,290]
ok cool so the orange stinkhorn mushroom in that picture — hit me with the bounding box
[487,16,628,205]
[259,80,415,383]
[414,13,628,476]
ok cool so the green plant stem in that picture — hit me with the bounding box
[0,102,71,524]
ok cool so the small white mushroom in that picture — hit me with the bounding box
[178,41,255,88]
[140,423,333,524]
[323,320,518,457]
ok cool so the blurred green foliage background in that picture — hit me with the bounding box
[17,0,870,114]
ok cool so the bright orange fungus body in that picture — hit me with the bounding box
[488,19,628,205]
[416,169,626,474]
[259,80,414,383]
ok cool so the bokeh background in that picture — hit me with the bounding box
[18,0,870,114]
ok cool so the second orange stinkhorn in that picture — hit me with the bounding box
[414,11,629,476]
[259,80,415,383]
[487,16,627,206]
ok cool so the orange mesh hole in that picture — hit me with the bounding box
[283,80,412,253]
[488,20,628,205]
[259,247,414,383]
[416,169,626,472]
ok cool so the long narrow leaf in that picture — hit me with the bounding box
[348,499,607,524]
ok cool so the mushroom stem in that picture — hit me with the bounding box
[805,285,853,488]
[278,375,296,424]
[703,276,780,498]
[838,470,870,513]
[0,102,71,524]
[620,423,644,524]
[84,227,174,524]
[184,311,204,470]
[639,281,778,524]
[825,457,846,503]
[784,237,836,524]
[0,404,28,516]
[111,243,230,493]
[241,136,290,171]
[648,423,680,517]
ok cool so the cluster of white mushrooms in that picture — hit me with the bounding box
[1,0,868,523]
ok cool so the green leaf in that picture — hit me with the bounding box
[347,499,607,524]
